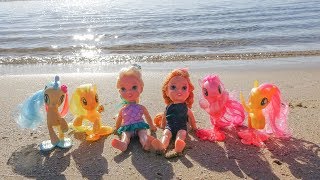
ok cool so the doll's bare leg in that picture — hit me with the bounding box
[174,130,187,153]
[111,132,132,152]
[137,129,164,151]
[48,126,59,145]
[161,129,172,150]
[137,129,150,150]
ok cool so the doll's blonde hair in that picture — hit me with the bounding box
[162,68,194,108]
[116,65,144,90]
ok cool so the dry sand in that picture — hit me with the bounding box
[1,58,319,179]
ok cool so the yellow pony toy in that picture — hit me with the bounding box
[70,84,113,141]
[238,80,290,146]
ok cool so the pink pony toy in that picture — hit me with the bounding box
[196,74,245,141]
[238,81,290,147]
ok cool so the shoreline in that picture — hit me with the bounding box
[1,56,320,75]
[1,49,320,65]
[1,58,319,179]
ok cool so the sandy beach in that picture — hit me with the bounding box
[1,58,320,179]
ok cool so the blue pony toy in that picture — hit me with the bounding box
[16,76,72,151]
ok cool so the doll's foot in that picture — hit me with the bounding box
[142,135,154,151]
[174,139,186,153]
[150,138,165,153]
[111,139,127,152]
[98,126,114,136]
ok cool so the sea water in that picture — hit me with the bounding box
[0,0,320,65]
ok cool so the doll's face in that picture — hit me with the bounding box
[166,76,190,104]
[44,88,65,108]
[119,76,142,102]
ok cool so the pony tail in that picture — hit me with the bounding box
[266,87,290,137]
[16,90,45,129]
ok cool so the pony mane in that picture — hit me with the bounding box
[70,84,93,116]
[44,77,69,117]
[201,74,223,88]
[261,83,290,137]
[16,90,45,129]
[16,75,69,129]
[199,74,245,127]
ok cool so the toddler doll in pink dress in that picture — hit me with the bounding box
[111,65,163,152]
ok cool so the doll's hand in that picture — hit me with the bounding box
[190,127,198,133]
[113,129,118,135]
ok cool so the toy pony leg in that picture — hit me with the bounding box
[48,125,59,145]
[85,118,102,141]
[56,126,72,149]
[58,126,64,139]
[59,118,68,133]
[196,125,226,142]
[40,125,59,151]
[73,116,84,127]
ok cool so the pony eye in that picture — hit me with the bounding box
[170,85,176,90]
[182,86,187,91]
[60,95,64,104]
[261,97,268,106]
[121,87,126,92]
[132,85,138,90]
[218,85,222,94]
[81,97,87,106]
[95,94,99,103]
[203,88,208,96]
[44,94,50,104]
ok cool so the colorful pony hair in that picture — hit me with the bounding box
[70,84,97,116]
[116,64,144,90]
[198,74,244,127]
[162,68,194,108]
[259,83,290,137]
[16,76,69,129]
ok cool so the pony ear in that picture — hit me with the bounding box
[254,80,259,88]
[93,84,97,92]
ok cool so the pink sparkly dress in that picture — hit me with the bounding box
[117,103,149,134]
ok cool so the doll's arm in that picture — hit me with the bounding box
[188,108,197,130]
[142,106,157,131]
[160,113,167,129]
[114,109,123,131]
